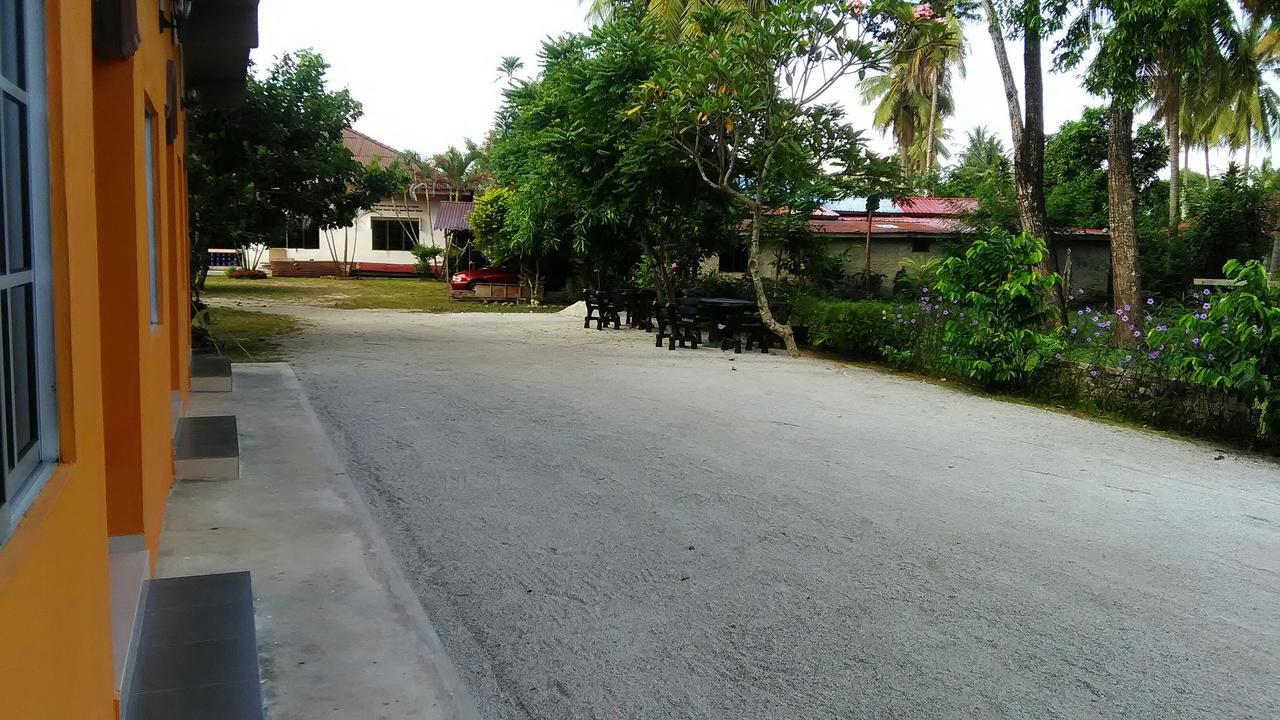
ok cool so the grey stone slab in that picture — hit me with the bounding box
[192,355,234,392]
[145,571,252,612]
[131,681,264,720]
[174,415,239,461]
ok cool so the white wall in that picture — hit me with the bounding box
[280,196,447,267]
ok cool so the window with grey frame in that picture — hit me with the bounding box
[1,0,61,540]
[370,219,418,252]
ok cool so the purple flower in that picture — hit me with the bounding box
[1090,370,1101,378]
[1085,306,1093,313]
[1124,354,1133,362]
[1133,330,1143,338]
[1124,304,1132,312]
[1192,337,1201,345]
[1116,308,1124,316]
[1156,324,1168,332]
[1071,327,1078,335]
[1207,354,1216,361]
[1203,302,1211,310]
[1147,351,1161,360]
[942,309,950,316]
[1122,315,1130,323]
[1198,313,1209,320]
[1203,288,1212,296]
[1077,309,1085,316]
[1146,298,1155,305]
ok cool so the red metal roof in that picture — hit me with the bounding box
[894,197,979,216]
[810,215,964,236]
[435,201,474,232]
[343,128,401,167]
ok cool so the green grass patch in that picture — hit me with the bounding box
[204,307,302,362]
[203,275,564,313]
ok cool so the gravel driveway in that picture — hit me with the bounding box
[280,306,1279,719]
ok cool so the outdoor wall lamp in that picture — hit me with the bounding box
[159,0,193,33]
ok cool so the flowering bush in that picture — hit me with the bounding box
[1155,260,1280,436]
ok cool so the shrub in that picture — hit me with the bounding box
[225,268,267,280]
[411,244,443,278]
[1153,260,1280,438]
[792,297,907,360]
[928,229,1064,387]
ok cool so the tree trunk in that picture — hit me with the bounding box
[1205,145,1211,179]
[981,0,1023,149]
[1166,70,1181,234]
[1016,4,1066,322]
[1107,100,1140,347]
[864,208,873,285]
[1245,138,1252,174]
[926,67,940,175]
[748,205,797,356]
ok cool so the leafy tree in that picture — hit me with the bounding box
[1042,106,1166,230]
[489,8,740,300]
[584,0,772,38]
[640,1,916,355]
[188,50,408,288]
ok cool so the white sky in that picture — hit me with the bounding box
[252,1,1268,175]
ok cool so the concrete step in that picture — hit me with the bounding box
[125,572,264,720]
[174,415,239,481]
[191,355,233,392]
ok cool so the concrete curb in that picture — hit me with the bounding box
[271,364,483,720]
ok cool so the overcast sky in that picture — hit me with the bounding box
[252,1,1267,175]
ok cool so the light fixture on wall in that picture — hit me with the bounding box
[159,0,193,33]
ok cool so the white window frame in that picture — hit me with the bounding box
[1,0,62,544]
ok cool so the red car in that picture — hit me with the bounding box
[450,268,520,290]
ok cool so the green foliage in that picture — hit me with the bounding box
[1157,260,1280,436]
[930,229,1065,386]
[1144,166,1269,295]
[1042,106,1167,230]
[188,51,409,276]
[410,244,443,278]
[488,10,739,296]
[469,187,516,261]
[793,298,907,359]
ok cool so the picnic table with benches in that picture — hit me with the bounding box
[584,290,788,354]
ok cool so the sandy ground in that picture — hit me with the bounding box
[277,306,1279,719]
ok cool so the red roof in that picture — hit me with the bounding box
[435,201,474,232]
[343,128,401,167]
[811,216,964,236]
[895,197,979,216]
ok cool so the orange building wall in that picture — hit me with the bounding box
[0,0,116,718]
[0,0,195,716]
[94,0,186,561]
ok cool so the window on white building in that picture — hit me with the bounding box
[371,219,418,252]
[1,0,60,542]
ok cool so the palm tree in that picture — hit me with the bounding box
[1140,1,1239,231]
[1217,15,1280,173]
[496,56,524,85]
[583,0,771,39]
[860,9,964,178]
[430,140,487,201]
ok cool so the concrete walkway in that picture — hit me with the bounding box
[157,364,478,720]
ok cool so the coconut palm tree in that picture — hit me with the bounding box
[583,0,771,39]
[430,140,488,201]
[1217,15,1280,173]
[859,8,964,177]
[496,56,525,85]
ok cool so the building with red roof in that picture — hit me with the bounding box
[709,197,1113,297]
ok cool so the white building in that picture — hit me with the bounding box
[267,129,470,277]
